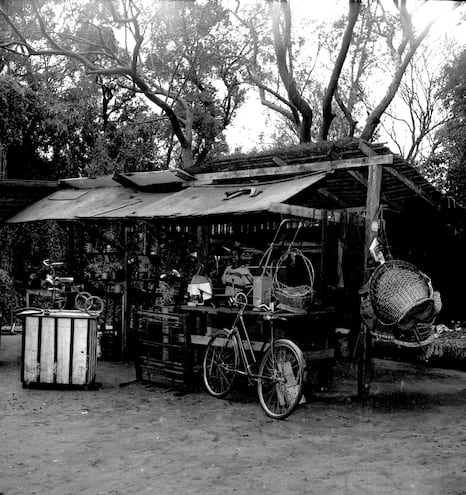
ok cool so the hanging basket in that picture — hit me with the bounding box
[272,248,315,314]
[369,260,435,328]
[393,322,436,346]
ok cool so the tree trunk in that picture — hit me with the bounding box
[270,2,313,143]
[320,0,360,141]
[180,145,193,169]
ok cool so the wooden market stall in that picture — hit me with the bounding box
[6,141,466,396]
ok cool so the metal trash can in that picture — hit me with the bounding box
[21,310,98,388]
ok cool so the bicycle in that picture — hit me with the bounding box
[32,260,104,315]
[203,292,306,419]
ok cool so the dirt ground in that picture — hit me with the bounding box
[1,333,466,495]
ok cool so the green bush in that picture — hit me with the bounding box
[0,268,17,326]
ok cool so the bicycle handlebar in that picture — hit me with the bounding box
[43,259,64,268]
[231,291,248,307]
[258,303,272,312]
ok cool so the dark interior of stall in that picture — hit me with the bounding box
[26,213,364,391]
[383,202,466,322]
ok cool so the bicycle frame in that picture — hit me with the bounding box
[226,302,275,380]
[204,291,306,419]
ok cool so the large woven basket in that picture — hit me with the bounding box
[369,260,434,328]
[272,249,315,314]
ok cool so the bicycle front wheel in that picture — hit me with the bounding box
[203,329,238,398]
[257,339,305,419]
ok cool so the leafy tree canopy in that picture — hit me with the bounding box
[0,0,463,177]
[420,48,466,204]
[0,0,247,171]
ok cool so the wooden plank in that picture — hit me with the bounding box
[71,318,89,385]
[303,348,335,361]
[39,317,55,384]
[385,166,439,210]
[56,317,71,384]
[364,164,383,274]
[23,316,39,383]
[0,179,58,188]
[87,319,97,383]
[317,187,349,207]
[162,307,170,361]
[192,155,394,184]
[192,334,333,360]
[347,169,402,212]
[190,334,266,352]
[269,203,326,221]
[319,209,328,293]
[358,160,383,400]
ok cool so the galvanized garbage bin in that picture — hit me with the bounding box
[21,310,98,388]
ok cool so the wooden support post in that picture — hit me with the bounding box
[319,210,328,293]
[358,162,382,400]
[196,224,210,267]
[122,224,131,358]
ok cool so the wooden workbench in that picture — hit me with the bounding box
[134,303,337,391]
[180,303,336,388]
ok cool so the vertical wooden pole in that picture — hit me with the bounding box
[319,210,328,293]
[358,163,382,400]
[122,223,130,358]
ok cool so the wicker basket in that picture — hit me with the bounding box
[394,322,436,345]
[369,260,434,328]
[272,249,315,314]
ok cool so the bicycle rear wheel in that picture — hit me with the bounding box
[203,329,238,398]
[257,339,305,419]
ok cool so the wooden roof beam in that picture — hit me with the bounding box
[347,169,403,212]
[269,203,323,220]
[269,202,343,223]
[317,187,349,208]
[384,166,439,210]
[193,154,394,185]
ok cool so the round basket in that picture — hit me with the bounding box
[369,260,434,327]
[272,248,315,314]
[394,322,435,345]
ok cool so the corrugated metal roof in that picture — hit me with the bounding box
[60,176,117,189]
[7,187,168,223]
[113,170,187,191]
[7,173,326,222]
[0,180,59,223]
[115,173,327,219]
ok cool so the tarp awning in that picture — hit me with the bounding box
[7,173,327,223]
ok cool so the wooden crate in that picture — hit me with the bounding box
[135,310,191,389]
[21,310,98,388]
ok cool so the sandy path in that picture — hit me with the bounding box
[1,334,466,495]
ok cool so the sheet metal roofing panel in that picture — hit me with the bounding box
[60,176,117,189]
[7,173,327,222]
[113,170,186,189]
[0,180,59,223]
[118,172,328,219]
[6,187,163,223]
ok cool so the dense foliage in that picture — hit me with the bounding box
[0,0,462,174]
[420,48,466,203]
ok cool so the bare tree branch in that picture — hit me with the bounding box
[360,1,460,142]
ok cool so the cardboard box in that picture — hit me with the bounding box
[253,275,273,307]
